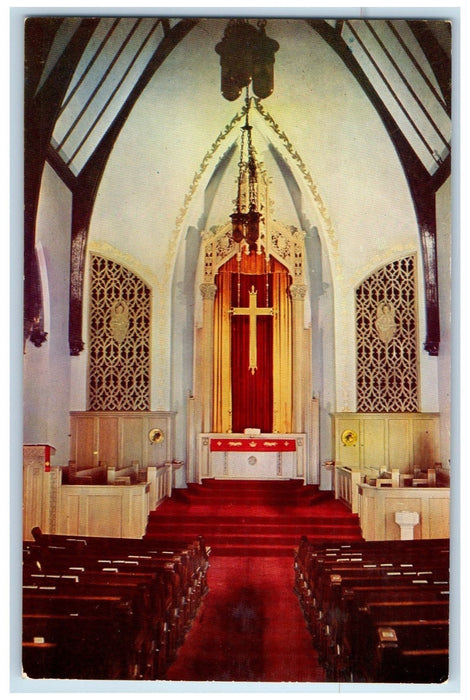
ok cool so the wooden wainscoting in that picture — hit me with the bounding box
[332,412,440,472]
[69,411,176,469]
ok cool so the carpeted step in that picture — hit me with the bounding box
[145,478,363,555]
[146,521,361,535]
[198,478,309,488]
[208,544,299,557]
[145,532,362,549]
[173,480,321,500]
[148,509,356,526]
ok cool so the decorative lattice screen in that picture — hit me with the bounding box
[356,255,418,412]
[88,255,151,411]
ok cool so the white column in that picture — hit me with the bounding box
[290,284,308,433]
[199,283,217,432]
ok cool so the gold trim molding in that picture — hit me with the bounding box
[253,99,339,261]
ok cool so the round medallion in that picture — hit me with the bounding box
[248,455,257,466]
[341,429,358,447]
[148,428,164,444]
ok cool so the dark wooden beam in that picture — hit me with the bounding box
[24,17,99,348]
[306,18,449,356]
[46,145,78,192]
[68,17,201,355]
[408,20,452,117]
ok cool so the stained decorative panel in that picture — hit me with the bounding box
[356,255,418,412]
[88,255,151,411]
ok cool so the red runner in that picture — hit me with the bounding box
[164,556,326,682]
[210,438,296,452]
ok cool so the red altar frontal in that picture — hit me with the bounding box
[197,433,307,482]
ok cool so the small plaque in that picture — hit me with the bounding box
[378,627,398,642]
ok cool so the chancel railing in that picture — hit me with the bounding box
[23,445,174,541]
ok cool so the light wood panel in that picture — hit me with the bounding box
[70,411,176,469]
[357,483,450,541]
[334,417,361,468]
[333,412,440,472]
[24,445,174,541]
[58,483,150,538]
[98,416,119,467]
[388,418,411,470]
[361,418,386,468]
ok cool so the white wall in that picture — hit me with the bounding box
[436,177,452,470]
[23,164,73,465]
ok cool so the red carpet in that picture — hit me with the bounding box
[163,556,326,682]
[146,479,362,556]
[144,480,363,682]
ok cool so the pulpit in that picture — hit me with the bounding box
[197,433,306,482]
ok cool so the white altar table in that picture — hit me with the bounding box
[197,433,306,482]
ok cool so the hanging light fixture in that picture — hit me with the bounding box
[252,20,279,99]
[230,97,261,249]
[215,19,279,101]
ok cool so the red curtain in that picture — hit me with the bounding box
[231,273,273,433]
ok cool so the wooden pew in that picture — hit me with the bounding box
[24,549,188,664]
[348,605,449,683]
[23,567,173,677]
[372,623,448,683]
[295,541,449,645]
[25,539,207,635]
[23,530,211,679]
[23,568,181,678]
[316,573,449,664]
[23,592,141,679]
[62,460,107,485]
[326,584,449,681]
[107,460,141,484]
[293,537,450,683]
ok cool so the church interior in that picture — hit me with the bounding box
[21,15,453,686]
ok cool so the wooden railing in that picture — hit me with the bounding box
[148,463,173,509]
[334,466,362,513]
[335,465,450,541]
[358,482,450,540]
[23,446,174,541]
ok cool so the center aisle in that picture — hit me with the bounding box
[163,555,326,683]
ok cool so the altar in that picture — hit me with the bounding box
[197,433,307,482]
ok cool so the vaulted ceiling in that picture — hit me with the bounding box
[24,16,452,355]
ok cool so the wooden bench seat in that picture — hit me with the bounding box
[62,461,107,485]
[24,552,190,651]
[23,577,168,678]
[324,583,449,670]
[300,563,449,642]
[350,618,449,683]
[23,611,140,679]
[293,537,450,683]
[23,529,211,679]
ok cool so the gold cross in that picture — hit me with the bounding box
[231,286,275,374]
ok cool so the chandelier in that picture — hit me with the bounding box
[215,19,279,101]
[230,98,262,249]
